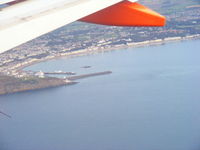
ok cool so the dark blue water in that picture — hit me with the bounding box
[0,40,200,150]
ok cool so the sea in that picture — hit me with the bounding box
[0,40,200,150]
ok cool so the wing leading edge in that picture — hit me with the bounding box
[0,0,165,54]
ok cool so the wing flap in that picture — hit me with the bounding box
[80,1,166,26]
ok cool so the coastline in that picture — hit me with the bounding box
[16,34,200,72]
[0,75,78,96]
[0,35,199,96]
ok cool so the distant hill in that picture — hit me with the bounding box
[140,0,200,14]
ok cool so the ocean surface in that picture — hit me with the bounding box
[0,40,200,150]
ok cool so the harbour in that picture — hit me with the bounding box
[0,40,200,150]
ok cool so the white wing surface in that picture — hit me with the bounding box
[0,0,15,5]
[0,0,128,53]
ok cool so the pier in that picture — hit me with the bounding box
[0,111,11,118]
[66,71,112,80]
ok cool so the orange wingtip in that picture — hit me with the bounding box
[80,0,166,27]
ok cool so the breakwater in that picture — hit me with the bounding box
[66,71,112,80]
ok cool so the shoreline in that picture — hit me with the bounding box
[0,35,199,96]
[16,34,200,72]
[0,75,78,96]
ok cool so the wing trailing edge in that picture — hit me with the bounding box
[0,0,15,5]
[0,0,123,53]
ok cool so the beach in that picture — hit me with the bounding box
[13,34,200,72]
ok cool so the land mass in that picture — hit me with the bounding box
[0,71,113,95]
[0,75,75,95]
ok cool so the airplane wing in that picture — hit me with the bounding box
[0,0,165,54]
[0,0,16,4]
